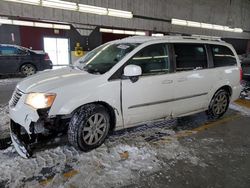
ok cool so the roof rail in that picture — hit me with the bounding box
[162,35,223,42]
[121,35,224,43]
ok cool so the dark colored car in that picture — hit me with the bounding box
[240,54,250,80]
[0,44,53,76]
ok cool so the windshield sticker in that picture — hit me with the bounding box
[117,45,130,50]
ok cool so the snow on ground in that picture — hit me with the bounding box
[0,104,9,139]
[229,103,250,116]
[0,120,205,188]
[0,78,22,86]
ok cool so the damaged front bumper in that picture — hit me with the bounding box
[10,120,33,159]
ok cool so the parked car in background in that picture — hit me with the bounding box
[0,44,53,76]
[240,53,250,80]
[9,36,241,158]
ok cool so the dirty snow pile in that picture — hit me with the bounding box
[0,104,9,139]
[0,122,205,188]
[229,103,250,116]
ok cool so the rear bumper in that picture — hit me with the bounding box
[40,60,53,70]
[231,85,242,102]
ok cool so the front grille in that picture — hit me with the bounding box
[10,88,24,107]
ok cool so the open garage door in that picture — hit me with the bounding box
[43,37,70,68]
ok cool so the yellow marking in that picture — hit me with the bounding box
[63,169,79,179]
[192,115,240,132]
[39,177,54,186]
[153,114,241,144]
[235,99,250,109]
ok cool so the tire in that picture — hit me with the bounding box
[20,64,36,77]
[0,138,11,150]
[207,89,230,119]
[68,104,110,152]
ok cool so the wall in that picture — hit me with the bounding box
[0,25,20,44]
[0,0,250,39]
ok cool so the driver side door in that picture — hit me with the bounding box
[121,43,175,127]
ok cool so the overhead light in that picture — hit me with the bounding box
[108,9,133,19]
[171,19,187,26]
[4,0,40,5]
[135,31,146,36]
[171,18,243,33]
[34,22,53,28]
[100,28,146,36]
[13,20,34,26]
[152,33,164,37]
[0,18,12,24]
[100,28,113,33]
[201,23,213,29]
[234,28,243,33]
[0,17,70,30]
[124,30,136,35]
[187,21,201,28]
[213,25,224,31]
[78,4,107,15]
[112,29,125,34]
[53,24,70,30]
[42,0,77,11]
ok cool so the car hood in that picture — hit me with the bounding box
[17,67,97,93]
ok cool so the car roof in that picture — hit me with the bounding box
[0,44,23,48]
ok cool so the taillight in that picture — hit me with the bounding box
[44,53,50,61]
[240,67,243,81]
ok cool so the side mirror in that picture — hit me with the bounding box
[123,65,142,83]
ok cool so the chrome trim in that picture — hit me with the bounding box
[128,92,208,109]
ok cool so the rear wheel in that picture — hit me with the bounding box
[68,104,110,151]
[20,64,36,76]
[207,89,230,119]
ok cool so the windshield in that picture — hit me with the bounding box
[77,43,139,74]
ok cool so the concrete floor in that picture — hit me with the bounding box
[0,78,250,188]
[125,115,250,188]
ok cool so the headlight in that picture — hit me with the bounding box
[25,93,56,109]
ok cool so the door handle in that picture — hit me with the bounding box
[177,78,187,82]
[162,80,173,84]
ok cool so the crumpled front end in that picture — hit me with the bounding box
[9,88,70,158]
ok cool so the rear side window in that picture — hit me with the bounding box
[0,46,18,56]
[174,44,207,71]
[211,45,237,67]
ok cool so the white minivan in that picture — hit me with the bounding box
[9,36,242,158]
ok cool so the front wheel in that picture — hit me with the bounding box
[207,89,230,119]
[68,104,110,152]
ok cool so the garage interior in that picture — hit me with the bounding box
[0,0,250,187]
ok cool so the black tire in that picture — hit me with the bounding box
[68,104,110,152]
[0,138,11,150]
[20,64,36,77]
[207,89,230,119]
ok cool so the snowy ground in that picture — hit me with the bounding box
[0,119,206,188]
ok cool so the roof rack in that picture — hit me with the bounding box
[121,35,224,43]
[161,35,223,42]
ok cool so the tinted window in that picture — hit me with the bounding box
[0,46,18,56]
[127,43,169,75]
[174,44,207,71]
[211,45,237,67]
